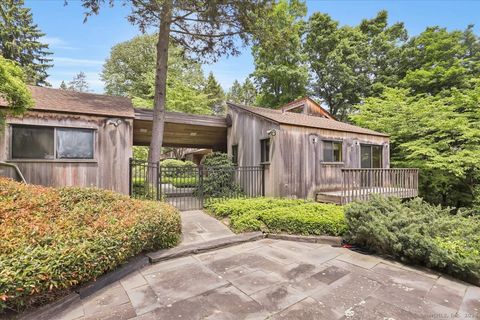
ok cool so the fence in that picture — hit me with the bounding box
[341,168,419,204]
[129,159,264,210]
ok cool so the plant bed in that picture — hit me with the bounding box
[206,197,346,236]
[344,195,480,285]
[0,178,181,314]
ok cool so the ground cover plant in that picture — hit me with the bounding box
[206,197,346,236]
[0,178,181,313]
[344,195,480,285]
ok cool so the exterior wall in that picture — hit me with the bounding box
[227,107,390,199]
[0,110,133,194]
[226,108,280,197]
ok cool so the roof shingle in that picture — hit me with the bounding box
[0,86,134,118]
[227,102,388,137]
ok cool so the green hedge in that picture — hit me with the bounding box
[162,176,197,188]
[344,196,480,284]
[160,159,196,178]
[206,198,346,236]
[0,178,181,313]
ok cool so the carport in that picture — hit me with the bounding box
[133,108,227,151]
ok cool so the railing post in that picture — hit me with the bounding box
[156,162,161,201]
[128,158,133,196]
[261,164,265,197]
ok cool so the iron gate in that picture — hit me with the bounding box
[129,159,265,210]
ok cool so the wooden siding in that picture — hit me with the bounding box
[227,106,390,199]
[0,110,133,194]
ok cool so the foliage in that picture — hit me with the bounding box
[352,87,480,208]
[304,11,407,120]
[226,78,258,106]
[0,0,52,85]
[202,152,242,198]
[206,197,346,235]
[251,0,308,108]
[399,26,480,95]
[203,72,225,115]
[102,34,212,115]
[160,159,196,178]
[344,196,480,284]
[67,71,90,92]
[0,178,181,313]
[0,56,33,125]
[162,176,197,188]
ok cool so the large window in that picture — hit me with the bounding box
[323,141,342,162]
[360,144,383,168]
[260,138,270,163]
[231,144,238,165]
[11,125,95,160]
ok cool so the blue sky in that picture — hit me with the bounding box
[26,0,480,93]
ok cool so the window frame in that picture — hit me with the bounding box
[360,144,383,168]
[231,144,238,166]
[260,138,270,164]
[9,124,97,162]
[322,140,343,163]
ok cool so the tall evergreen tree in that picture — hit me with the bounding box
[203,72,225,115]
[68,72,89,93]
[59,81,67,90]
[226,78,257,105]
[251,0,308,108]
[0,0,52,86]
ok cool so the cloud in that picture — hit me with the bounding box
[42,36,78,50]
[53,57,104,67]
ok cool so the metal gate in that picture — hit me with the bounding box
[129,159,264,210]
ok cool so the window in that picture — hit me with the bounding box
[360,144,383,168]
[11,125,95,160]
[231,145,238,165]
[323,141,342,162]
[260,138,270,163]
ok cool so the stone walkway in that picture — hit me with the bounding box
[51,238,479,320]
[180,210,233,245]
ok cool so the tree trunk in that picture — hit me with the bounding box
[148,0,172,164]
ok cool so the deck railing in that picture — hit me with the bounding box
[341,168,419,204]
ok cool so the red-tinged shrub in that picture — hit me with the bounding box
[0,178,181,313]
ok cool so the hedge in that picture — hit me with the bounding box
[344,195,480,284]
[0,178,181,313]
[206,198,346,236]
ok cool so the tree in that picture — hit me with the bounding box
[59,81,67,90]
[251,0,308,108]
[0,0,52,85]
[352,87,480,208]
[226,78,257,105]
[304,11,407,120]
[399,26,480,95]
[79,0,273,164]
[203,72,225,115]
[0,56,33,125]
[67,72,89,92]
[102,34,212,115]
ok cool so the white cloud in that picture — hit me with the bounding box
[53,57,104,67]
[42,36,78,50]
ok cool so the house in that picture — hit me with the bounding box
[0,86,134,194]
[226,98,418,203]
[0,87,417,203]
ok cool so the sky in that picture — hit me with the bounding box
[25,0,480,93]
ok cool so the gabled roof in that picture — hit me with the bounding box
[280,97,336,120]
[227,102,388,137]
[0,86,135,118]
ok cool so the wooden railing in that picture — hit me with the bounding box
[341,168,419,204]
[0,161,26,183]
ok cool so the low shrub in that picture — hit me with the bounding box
[162,176,197,188]
[344,195,480,284]
[0,178,181,313]
[206,198,346,236]
[160,159,196,178]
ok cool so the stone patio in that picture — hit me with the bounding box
[51,238,480,320]
[180,210,233,245]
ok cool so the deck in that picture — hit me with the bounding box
[316,168,419,205]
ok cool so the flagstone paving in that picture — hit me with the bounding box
[180,210,233,245]
[51,238,480,320]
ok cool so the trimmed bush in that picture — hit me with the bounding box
[206,198,346,235]
[162,176,198,188]
[0,178,181,313]
[344,195,480,284]
[202,152,242,198]
[160,159,196,178]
